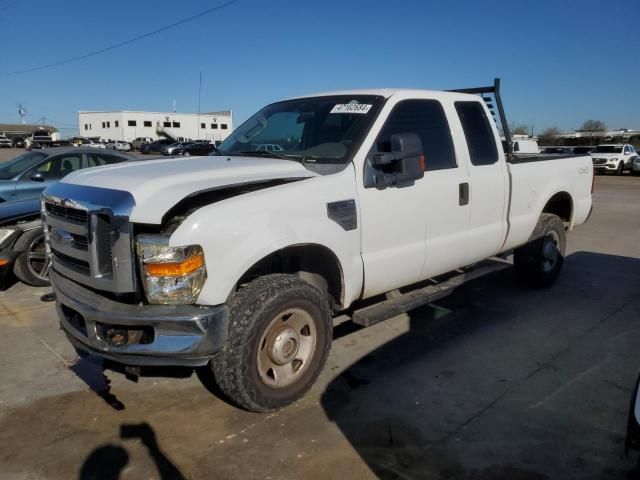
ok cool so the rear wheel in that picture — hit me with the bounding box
[514,214,566,288]
[211,274,332,412]
[13,228,50,287]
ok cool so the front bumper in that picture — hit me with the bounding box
[593,163,618,171]
[50,270,229,367]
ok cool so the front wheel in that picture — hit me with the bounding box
[514,213,566,288]
[617,162,624,175]
[13,228,50,287]
[211,274,332,412]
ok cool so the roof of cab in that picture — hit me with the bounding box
[289,88,480,101]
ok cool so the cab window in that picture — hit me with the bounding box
[455,101,499,166]
[375,99,456,171]
[85,153,125,168]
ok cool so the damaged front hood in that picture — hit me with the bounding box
[61,155,317,224]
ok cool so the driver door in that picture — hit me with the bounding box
[357,98,471,298]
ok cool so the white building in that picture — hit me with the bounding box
[77,110,233,144]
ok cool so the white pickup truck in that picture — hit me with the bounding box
[43,79,593,412]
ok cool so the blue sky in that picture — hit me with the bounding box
[0,0,638,135]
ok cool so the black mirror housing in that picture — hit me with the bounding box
[364,133,425,189]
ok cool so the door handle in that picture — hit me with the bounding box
[459,182,469,206]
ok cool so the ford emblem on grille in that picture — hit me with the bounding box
[50,227,73,246]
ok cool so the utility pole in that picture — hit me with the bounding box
[197,68,202,140]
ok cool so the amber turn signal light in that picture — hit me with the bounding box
[144,252,205,277]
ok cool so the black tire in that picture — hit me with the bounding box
[211,274,332,412]
[514,213,566,288]
[13,228,50,287]
[617,162,624,176]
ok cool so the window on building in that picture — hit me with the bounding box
[128,120,137,127]
[106,121,110,128]
[201,123,206,129]
[376,99,456,171]
[172,121,180,128]
[101,122,106,128]
[144,121,152,127]
[454,101,499,166]
[84,124,88,131]
[163,121,171,128]
[221,124,228,130]
[115,121,119,128]
[211,123,218,129]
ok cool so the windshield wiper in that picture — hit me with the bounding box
[238,150,303,161]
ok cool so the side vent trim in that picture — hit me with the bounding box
[327,199,357,231]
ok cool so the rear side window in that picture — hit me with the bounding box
[375,99,456,171]
[455,101,499,166]
[85,154,125,168]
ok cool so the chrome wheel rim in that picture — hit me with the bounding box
[541,231,560,273]
[27,232,50,281]
[257,308,317,389]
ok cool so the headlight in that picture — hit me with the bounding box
[136,235,207,305]
[609,157,618,162]
[0,228,18,248]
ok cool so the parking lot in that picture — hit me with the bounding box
[0,147,639,479]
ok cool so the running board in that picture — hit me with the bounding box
[351,259,510,327]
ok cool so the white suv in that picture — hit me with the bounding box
[590,144,637,174]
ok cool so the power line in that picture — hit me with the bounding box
[0,0,22,14]
[1,0,239,76]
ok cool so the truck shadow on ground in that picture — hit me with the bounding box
[321,251,640,479]
[79,422,185,480]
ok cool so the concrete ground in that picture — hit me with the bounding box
[0,167,639,479]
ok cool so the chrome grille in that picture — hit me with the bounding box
[592,158,607,165]
[45,203,89,223]
[42,184,137,294]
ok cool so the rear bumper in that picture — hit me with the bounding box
[50,270,229,367]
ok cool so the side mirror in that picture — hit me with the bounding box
[30,173,45,182]
[364,133,425,189]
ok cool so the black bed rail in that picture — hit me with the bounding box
[448,78,513,162]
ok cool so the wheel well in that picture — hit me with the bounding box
[235,244,344,310]
[542,191,573,224]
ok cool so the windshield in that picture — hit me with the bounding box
[217,95,384,164]
[0,152,46,179]
[592,146,622,153]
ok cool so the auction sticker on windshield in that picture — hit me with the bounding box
[330,104,372,114]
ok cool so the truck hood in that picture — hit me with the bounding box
[61,155,317,224]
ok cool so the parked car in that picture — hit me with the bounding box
[0,134,11,148]
[540,147,573,154]
[51,140,74,147]
[173,142,216,156]
[590,144,637,175]
[572,146,594,155]
[107,140,132,151]
[0,149,150,287]
[43,79,593,412]
[631,156,640,176]
[161,141,192,156]
[29,129,53,149]
[132,137,154,151]
[70,137,106,149]
[12,137,26,149]
[140,138,174,154]
[0,148,135,203]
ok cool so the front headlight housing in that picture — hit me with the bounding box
[609,157,618,162]
[136,235,207,305]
